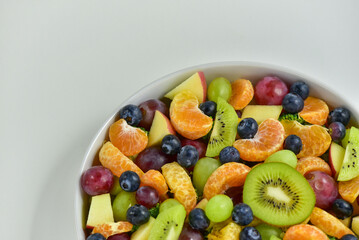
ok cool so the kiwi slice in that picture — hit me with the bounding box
[148,204,186,240]
[243,162,315,226]
[206,97,238,157]
[338,126,359,181]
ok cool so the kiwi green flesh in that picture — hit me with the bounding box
[243,162,315,226]
[148,204,186,240]
[338,126,359,181]
[206,97,238,157]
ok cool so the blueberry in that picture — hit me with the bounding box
[126,204,150,225]
[177,145,199,168]
[87,233,106,240]
[232,203,254,226]
[219,146,240,164]
[329,122,346,142]
[282,93,304,113]
[332,199,353,219]
[284,135,302,155]
[341,234,358,240]
[119,171,140,192]
[290,81,309,100]
[199,101,217,118]
[119,104,143,126]
[328,107,351,126]
[188,208,210,230]
[238,118,258,139]
[161,134,182,155]
[240,227,262,240]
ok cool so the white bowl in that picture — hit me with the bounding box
[75,61,358,239]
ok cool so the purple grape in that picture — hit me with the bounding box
[134,147,173,172]
[236,110,242,118]
[225,186,243,205]
[181,139,207,159]
[178,223,204,240]
[135,186,159,209]
[305,171,338,210]
[107,233,130,240]
[81,166,114,196]
[138,99,169,130]
[329,122,346,142]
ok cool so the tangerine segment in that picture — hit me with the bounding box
[296,157,332,176]
[281,120,331,158]
[170,90,213,140]
[310,207,354,238]
[161,162,197,214]
[338,175,359,203]
[299,97,329,125]
[99,142,144,178]
[109,119,148,156]
[283,224,328,240]
[229,79,254,110]
[92,221,133,238]
[203,162,251,199]
[233,118,285,162]
[140,170,168,200]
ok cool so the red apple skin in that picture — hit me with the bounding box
[198,71,207,102]
[329,146,338,178]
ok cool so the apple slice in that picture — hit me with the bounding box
[164,71,207,103]
[131,217,156,240]
[329,142,346,179]
[352,216,359,236]
[86,193,114,229]
[147,111,176,147]
[241,105,283,124]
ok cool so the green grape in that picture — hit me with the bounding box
[110,176,122,196]
[159,198,181,213]
[193,157,221,196]
[265,150,297,168]
[112,191,137,221]
[269,236,282,240]
[342,128,351,148]
[205,194,233,222]
[208,77,232,102]
[255,223,283,240]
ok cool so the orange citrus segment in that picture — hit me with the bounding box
[281,120,331,158]
[140,169,168,200]
[170,90,213,140]
[203,162,251,199]
[229,79,254,110]
[161,162,197,214]
[233,118,285,162]
[109,119,148,156]
[299,97,329,125]
[338,175,359,203]
[283,224,329,240]
[99,142,144,178]
[310,207,354,238]
[92,221,133,238]
[296,156,332,176]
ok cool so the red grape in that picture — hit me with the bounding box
[81,166,114,196]
[138,99,169,130]
[254,76,288,105]
[225,186,243,205]
[305,171,338,210]
[107,233,130,240]
[181,139,207,159]
[178,223,204,240]
[135,186,159,209]
[134,147,173,172]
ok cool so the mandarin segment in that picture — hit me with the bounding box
[283,224,329,240]
[170,90,213,140]
[338,175,359,203]
[229,79,254,110]
[99,142,144,178]
[281,120,331,158]
[296,156,332,176]
[233,118,285,162]
[310,207,354,238]
[161,162,197,214]
[140,169,168,200]
[203,162,251,199]
[92,221,133,238]
[299,97,329,125]
[109,119,148,156]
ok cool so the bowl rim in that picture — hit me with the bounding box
[74,60,357,239]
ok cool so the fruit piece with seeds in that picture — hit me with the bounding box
[229,79,254,110]
[296,156,332,176]
[338,127,359,181]
[92,221,133,239]
[338,175,359,203]
[298,97,329,125]
[243,162,315,226]
[255,223,282,240]
[206,97,238,157]
[130,216,156,240]
[283,224,328,240]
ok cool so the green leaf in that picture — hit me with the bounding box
[149,203,160,218]
[278,113,307,125]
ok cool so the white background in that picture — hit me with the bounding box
[1,0,359,239]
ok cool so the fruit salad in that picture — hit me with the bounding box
[81,72,359,240]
